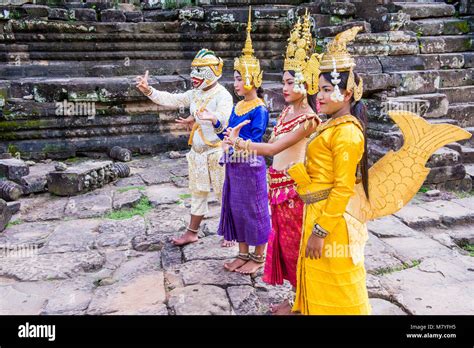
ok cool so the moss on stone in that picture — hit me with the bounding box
[454,20,469,34]
[0,119,46,131]
[7,144,20,156]
[329,15,342,26]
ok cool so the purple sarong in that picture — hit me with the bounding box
[217,154,271,246]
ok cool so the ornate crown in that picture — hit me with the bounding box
[191,48,224,77]
[319,26,363,101]
[234,7,263,90]
[283,9,321,96]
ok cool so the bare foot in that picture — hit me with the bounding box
[224,258,248,272]
[221,239,235,248]
[171,230,198,246]
[235,259,264,275]
[270,299,293,315]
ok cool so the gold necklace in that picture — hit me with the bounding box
[235,98,265,116]
[192,86,221,116]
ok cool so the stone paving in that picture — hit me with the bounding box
[0,153,473,315]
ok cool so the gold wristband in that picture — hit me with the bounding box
[234,137,244,150]
[245,139,251,152]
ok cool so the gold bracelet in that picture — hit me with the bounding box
[234,137,243,150]
[245,139,251,153]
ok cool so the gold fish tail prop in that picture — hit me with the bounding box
[346,110,472,223]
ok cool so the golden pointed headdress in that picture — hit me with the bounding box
[234,6,263,90]
[283,9,321,96]
[319,26,364,101]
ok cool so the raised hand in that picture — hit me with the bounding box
[136,70,150,95]
[176,115,195,132]
[223,120,250,145]
[196,109,217,125]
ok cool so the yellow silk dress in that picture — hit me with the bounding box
[289,115,371,315]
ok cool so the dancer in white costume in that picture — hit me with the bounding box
[136,49,233,246]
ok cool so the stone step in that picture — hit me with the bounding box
[387,2,456,19]
[427,118,460,126]
[426,146,464,169]
[438,68,474,88]
[5,47,285,62]
[0,121,187,142]
[11,40,287,53]
[0,132,190,160]
[418,35,473,54]
[4,18,290,36]
[460,145,474,164]
[6,76,189,102]
[395,198,474,229]
[391,68,474,95]
[386,93,449,118]
[3,4,297,23]
[439,85,474,104]
[448,102,474,127]
[379,53,465,73]
[315,21,371,38]
[465,163,474,179]
[391,70,441,95]
[443,141,474,166]
[0,57,285,79]
[405,17,471,36]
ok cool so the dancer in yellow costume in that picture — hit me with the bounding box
[289,27,471,315]
[224,26,471,315]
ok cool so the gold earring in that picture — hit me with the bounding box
[347,67,355,92]
[354,76,363,101]
[301,96,308,108]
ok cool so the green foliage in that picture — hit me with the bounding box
[163,0,194,10]
[418,186,429,193]
[454,20,469,34]
[463,244,474,257]
[374,260,421,276]
[105,197,152,220]
[7,144,20,157]
[65,157,81,164]
[6,219,23,228]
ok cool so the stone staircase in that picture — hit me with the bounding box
[379,1,474,190]
[0,0,473,190]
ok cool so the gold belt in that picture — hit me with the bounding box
[192,143,220,154]
[298,188,332,204]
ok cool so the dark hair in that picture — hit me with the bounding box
[321,71,369,200]
[286,70,318,113]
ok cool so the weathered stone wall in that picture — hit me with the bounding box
[0,0,473,189]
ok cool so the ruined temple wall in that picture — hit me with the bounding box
[0,0,473,189]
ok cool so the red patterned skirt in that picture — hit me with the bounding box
[263,166,305,288]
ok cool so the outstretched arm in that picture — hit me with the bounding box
[136,70,192,109]
[224,118,318,156]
